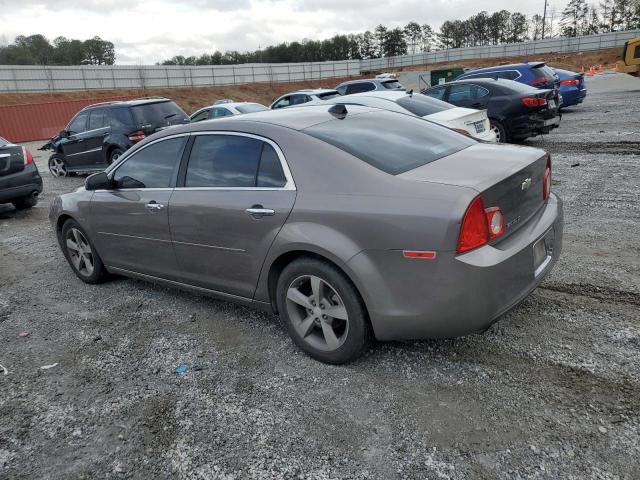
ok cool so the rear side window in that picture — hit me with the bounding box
[396,94,452,116]
[109,108,134,128]
[316,92,340,100]
[131,101,188,126]
[236,104,269,114]
[303,111,474,175]
[88,109,105,130]
[382,80,403,89]
[113,137,185,189]
[424,86,447,100]
[346,82,376,94]
[257,144,286,188]
[186,135,263,187]
[212,108,232,118]
[448,84,488,102]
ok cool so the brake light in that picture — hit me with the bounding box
[128,130,146,142]
[457,196,506,253]
[22,147,33,165]
[521,97,547,107]
[560,78,579,86]
[452,128,471,137]
[543,156,552,200]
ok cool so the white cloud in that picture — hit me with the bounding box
[0,0,567,64]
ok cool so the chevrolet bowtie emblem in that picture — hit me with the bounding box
[521,178,532,191]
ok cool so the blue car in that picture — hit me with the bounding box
[455,62,561,105]
[553,68,587,108]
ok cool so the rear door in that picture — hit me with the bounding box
[169,132,296,298]
[90,135,187,277]
[446,84,490,109]
[85,108,110,165]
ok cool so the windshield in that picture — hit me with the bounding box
[236,104,269,114]
[131,101,189,126]
[303,110,474,175]
[395,94,453,117]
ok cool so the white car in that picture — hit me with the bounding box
[190,101,268,122]
[324,91,497,142]
[270,89,341,109]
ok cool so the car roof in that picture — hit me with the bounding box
[287,88,338,95]
[205,102,265,109]
[82,98,173,111]
[337,78,399,87]
[343,90,407,100]
[446,78,513,86]
[462,62,545,73]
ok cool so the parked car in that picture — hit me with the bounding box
[423,78,561,143]
[50,104,562,364]
[335,78,405,95]
[454,62,560,103]
[0,136,43,210]
[41,98,189,177]
[190,102,268,122]
[553,68,587,108]
[322,91,496,141]
[270,89,340,109]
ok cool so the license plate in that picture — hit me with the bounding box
[474,121,485,133]
[548,99,556,109]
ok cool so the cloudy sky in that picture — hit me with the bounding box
[0,0,566,64]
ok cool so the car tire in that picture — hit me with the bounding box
[12,195,38,210]
[490,120,507,143]
[61,219,108,284]
[48,155,68,177]
[276,257,372,364]
[108,148,124,165]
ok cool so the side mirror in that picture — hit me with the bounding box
[85,172,112,191]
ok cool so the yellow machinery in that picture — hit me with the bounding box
[616,37,640,77]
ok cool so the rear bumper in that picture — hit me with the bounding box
[509,112,560,139]
[0,164,43,203]
[559,87,587,107]
[348,194,563,341]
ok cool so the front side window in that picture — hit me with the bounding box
[185,135,286,188]
[272,96,291,109]
[304,111,474,175]
[67,112,88,134]
[88,109,105,130]
[112,137,185,189]
[190,109,210,122]
[290,94,310,105]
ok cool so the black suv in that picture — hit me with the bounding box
[42,98,189,177]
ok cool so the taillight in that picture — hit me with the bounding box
[457,196,506,253]
[521,97,547,107]
[452,128,471,137]
[22,147,33,165]
[543,156,552,200]
[529,77,548,86]
[128,130,146,142]
[560,78,579,86]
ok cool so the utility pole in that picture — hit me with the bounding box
[542,0,548,39]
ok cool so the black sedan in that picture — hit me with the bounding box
[0,136,42,210]
[422,78,561,143]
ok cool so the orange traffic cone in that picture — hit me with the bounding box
[587,66,594,76]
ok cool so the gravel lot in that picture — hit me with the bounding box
[1,73,639,480]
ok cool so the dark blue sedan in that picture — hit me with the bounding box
[553,68,587,108]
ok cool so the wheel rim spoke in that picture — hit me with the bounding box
[66,238,79,252]
[320,321,340,350]
[287,288,312,309]
[297,315,316,338]
[310,276,323,305]
[71,253,82,269]
[324,305,348,321]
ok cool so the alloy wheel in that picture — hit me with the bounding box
[49,157,68,177]
[491,124,502,142]
[65,227,94,277]
[285,275,349,351]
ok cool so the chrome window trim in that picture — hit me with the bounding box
[177,131,296,192]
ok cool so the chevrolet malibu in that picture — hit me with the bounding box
[49,105,563,364]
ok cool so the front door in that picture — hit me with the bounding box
[89,135,187,278]
[61,111,90,168]
[169,133,295,298]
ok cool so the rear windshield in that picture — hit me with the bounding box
[382,80,403,89]
[396,94,452,117]
[532,64,556,80]
[303,111,474,175]
[131,101,189,126]
[236,104,269,114]
[316,91,340,100]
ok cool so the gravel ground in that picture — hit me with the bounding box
[1,73,639,480]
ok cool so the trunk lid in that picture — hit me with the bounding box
[426,107,489,137]
[0,144,26,176]
[398,143,548,239]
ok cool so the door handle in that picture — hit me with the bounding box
[145,201,165,211]
[246,206,275,217]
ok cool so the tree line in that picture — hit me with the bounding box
[0,34,115,65]
[161,0,639,65]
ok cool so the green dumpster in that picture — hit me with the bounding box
[430,67,464,85]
